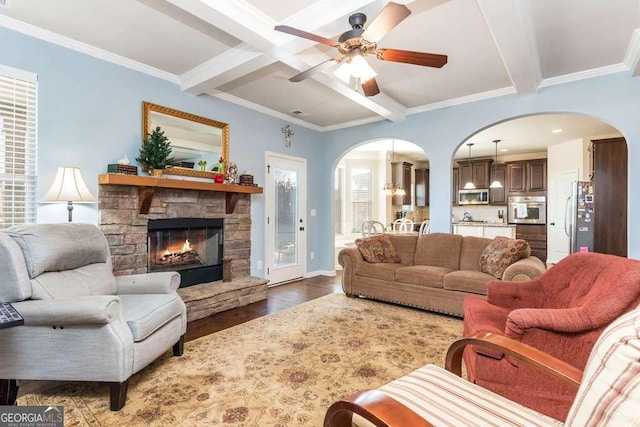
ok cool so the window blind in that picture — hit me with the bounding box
[0,66,38,228]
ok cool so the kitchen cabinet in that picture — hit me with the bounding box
[414,168,429,206]
[458,159,492,189]
[453,225,484,238]
[591,137,627,257]
[391,161,413,206]
[453,224,515,239]
[489,164,507,205]
[506,159,547,194]
[483,226,515,239]
[452,168,459,206]
[516,224,547,262]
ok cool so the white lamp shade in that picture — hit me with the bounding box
[43,167,97,203]
[334,62,352,83]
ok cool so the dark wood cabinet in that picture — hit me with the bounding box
[592,137,627,257]
[391,161,413,206]
[473,160,491,189]
[527,159,547,192]
[489,164,507,205]
[457,159,492,189]
[506,159,547,194]
[452,168,459,205]
[516,224,547,262]
[506,162,526,192]
[415,168,429,207]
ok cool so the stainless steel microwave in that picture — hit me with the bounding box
[458,189,490,205]
[507,196,546,224]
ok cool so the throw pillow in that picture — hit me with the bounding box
[479,237,531,279]
[355,235,401,263]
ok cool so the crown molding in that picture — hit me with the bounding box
[406,87,517,116]
[0,15,179,84]
[538,63,629,88]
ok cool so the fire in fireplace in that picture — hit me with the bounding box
[147,218,223,287]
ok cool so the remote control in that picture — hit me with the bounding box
[0,302,24,329]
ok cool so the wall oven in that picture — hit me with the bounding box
[507,196,546,224]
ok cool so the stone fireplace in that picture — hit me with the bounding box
[98,184,250,278]
[97,174,267,320]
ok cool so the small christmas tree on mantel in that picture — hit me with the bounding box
[136,126,175,176]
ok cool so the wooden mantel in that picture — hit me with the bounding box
[98,174,263,215]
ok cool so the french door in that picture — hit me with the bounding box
[265,152,307,284]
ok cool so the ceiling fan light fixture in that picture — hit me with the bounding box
[350,53,377,82]
[334,62,352,83]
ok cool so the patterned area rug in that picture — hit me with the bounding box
[18,293,463,426]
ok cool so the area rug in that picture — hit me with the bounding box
[18,293,463,426]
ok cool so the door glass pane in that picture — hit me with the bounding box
[273,167,298,267]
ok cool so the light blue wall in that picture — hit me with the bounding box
[2,25,639,277]
[323,72,640,260]
[0,26,326,276]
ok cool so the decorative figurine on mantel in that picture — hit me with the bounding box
[227,162,238,184]
[212,156,226,183]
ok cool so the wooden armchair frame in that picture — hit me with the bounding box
[324,332,583,427]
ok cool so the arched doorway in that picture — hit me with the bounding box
[333,139,428,268]
[452,113,626,263]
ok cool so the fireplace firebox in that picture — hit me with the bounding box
[147,218,223,287]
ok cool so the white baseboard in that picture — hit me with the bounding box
[304,270,337,278]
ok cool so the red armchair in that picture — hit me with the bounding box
[462,252,640,421]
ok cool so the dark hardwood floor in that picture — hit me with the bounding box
[185,274,343,342]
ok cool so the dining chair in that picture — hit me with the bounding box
[392,218,414,232]
[418,220,430,235]
[361,220,385,237]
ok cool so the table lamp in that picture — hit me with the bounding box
[42,167,97,222]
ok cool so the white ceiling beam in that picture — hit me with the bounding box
[177,0,382,93]
[275,49,406,122]
[171,0,406,121]
[476,0,541,94]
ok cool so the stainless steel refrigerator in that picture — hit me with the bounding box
[566,181,595,253]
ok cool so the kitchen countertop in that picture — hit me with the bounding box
[453,222,515,227]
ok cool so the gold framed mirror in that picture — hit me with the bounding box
[142,101,229,166]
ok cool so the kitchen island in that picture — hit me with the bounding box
[453,222,516,239]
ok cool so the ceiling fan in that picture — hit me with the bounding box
[274,2,447,97]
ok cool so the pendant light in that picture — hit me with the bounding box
[382,139,405,196]
[489,139,503,188]
[462,143,476,190]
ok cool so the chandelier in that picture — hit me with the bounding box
[382,139,405,196]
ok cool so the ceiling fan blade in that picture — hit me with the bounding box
[274,25,340,47]
[362,2,411,43]
[289,58,341,82]
[376,48,448,68]
[361,78,380,97]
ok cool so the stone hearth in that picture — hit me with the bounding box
[98,179,266,318]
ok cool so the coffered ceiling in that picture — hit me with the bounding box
[1,0,639,137]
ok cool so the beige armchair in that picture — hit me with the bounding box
[324,306,640,426]
[0,223,187,410]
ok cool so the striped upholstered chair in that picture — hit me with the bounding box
[324,305,640,427]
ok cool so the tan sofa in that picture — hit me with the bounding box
[338,233,546,317]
